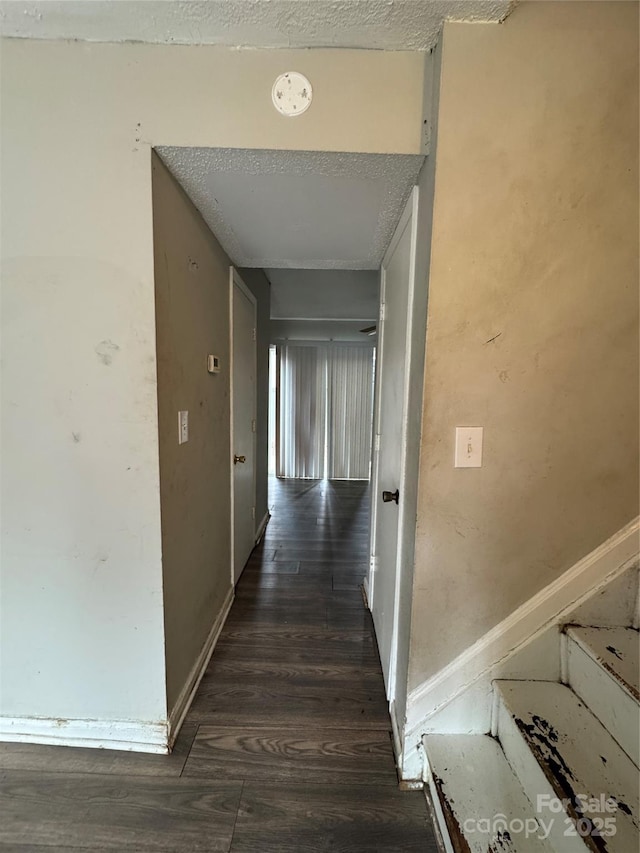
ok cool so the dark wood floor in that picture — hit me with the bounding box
[0,478,436,852]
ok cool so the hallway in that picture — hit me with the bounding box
[1,479,436,852]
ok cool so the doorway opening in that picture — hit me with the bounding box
[152,145,426,729]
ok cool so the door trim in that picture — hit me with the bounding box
[368,186,420,702]
[229,266,258,586]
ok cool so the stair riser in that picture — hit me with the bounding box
[496,699,592,853]
[424,772,457,853]
[566,638,639,767]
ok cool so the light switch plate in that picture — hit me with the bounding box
[178,411,189,444]
[455,426,483,468]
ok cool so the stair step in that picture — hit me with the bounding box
[565,626,639,766]
[424,733,554,852]
[495,680,639,853]
[567,626,639,701]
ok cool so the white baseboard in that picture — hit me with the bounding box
[405,516,639,748]
[0,716,169,754]
[168,585,234,746]
[0,586,236,755]
[255,510,270,544]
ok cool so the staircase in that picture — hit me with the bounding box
[424,620,639,852]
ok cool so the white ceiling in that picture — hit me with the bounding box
[268,269,379,319]
[0,1,515,50]
[157,147,424,269]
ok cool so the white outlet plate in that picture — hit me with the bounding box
[178,411,189,444]
[455,426,483,468]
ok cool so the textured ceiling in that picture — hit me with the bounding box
[0,1,515,49]
[268,269,379,319]
[157,147,424,269]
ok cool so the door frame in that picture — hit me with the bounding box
[368,187,420,701]
[229,266,258,586]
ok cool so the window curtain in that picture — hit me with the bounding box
[277,344,374,480]
[278,345,327,479]
[326,346,374,480]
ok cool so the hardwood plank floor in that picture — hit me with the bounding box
[229,781,429,853]
[0,723,199,777]
[182,726,398,786]
[0,771,242,851]
[0,478,437,852]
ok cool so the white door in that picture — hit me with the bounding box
[230,268,257,584]
[370,189,419,697]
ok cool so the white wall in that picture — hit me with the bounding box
[0,37,424,735]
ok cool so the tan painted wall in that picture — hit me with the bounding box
[408,0,640,691]
[0,36,423,726]
[152,154,233,714]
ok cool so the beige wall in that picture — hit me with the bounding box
[408,0,640,691]
[0,36,423,728]
[152,154,233,714]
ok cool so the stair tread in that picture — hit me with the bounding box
[424,733,554,852]
[566,626,639,701]
[497,680,639,851]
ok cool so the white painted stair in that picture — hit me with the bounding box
[564,626,639,764]
[426,733,554,852]
[424,623,639,852]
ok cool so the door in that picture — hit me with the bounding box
[230,268,257,584]
[369,188,419,697]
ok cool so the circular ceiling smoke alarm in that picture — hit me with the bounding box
[272,72,313,117]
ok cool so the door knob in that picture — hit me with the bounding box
[234,454,246,465]
[382,489,399,504]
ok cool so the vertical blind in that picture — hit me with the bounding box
[278,345,328,479]
[278,344,374,480]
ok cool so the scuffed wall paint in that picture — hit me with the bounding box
[0,37,424,730]
[407,0,639,692]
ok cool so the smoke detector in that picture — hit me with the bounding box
[272,72,313,117]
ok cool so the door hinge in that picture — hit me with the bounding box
[379,303,386,323]
[374,433,381,452]
[252,328,257,341]
[252,419,256,433]
[251,507,255,520]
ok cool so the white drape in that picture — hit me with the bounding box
[278,344,374,480]
[326,346,374,480]
[278,345,327,479]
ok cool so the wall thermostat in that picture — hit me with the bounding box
[272,72,313,117]
[207,355,221,374]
